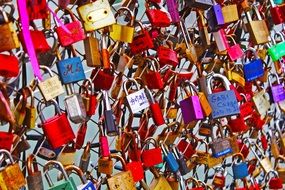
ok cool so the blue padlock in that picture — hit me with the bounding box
[232,153,248,179]
[161,142,179,173]
[57,55,86,84]
[242,47,264,82]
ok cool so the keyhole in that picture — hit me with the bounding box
[104,10,108,14]
[88,16,92,20]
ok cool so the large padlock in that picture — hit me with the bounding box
[0,149,26,190]
[245,5,269,45]
[110,7,135,43]
[232,153,249,179]
[38,99,75,149]
[26,154,44,190]
[180,81,204,124]
[144,57,164,90]
[0,8,20,52]
[129,22,154,54]
[268,73,285,103]
[57,47,86,85]
[63,165,96,190]
[207,73,240,119]
[54,8,86,47]
[43,160,77,190]
[77,0,116,31]
[268,32,285,62]
[242,47,264,82]
[145,2,171,27]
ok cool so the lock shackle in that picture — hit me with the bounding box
[268,73,281,86]
[232,153,245,164]
[185,177,200,188]
[63,165,87,184]
[274,155,285,169]
[54,8,77,27]
[37,99,62,123]
[197,139,209,153]
[214,166,226,175]
[39,65,54,77]
[182,80,198,96]
[246,5,263,22]
[247,140,266,161]
[123,78,140,96]
[23,86,35,107]
[206,73,231,94]
[241,47,259,65]
[227,35,238,45]
[27,154,40,176]
[0,6,9,23]
[0,149,14,163]
[160,141,170,156]
[110,154,127,170]
[264,170,279,183]
[142,137,158,150]
[211,121,225,138]
[83,141,91,155]
[179,20,193,49]
[145,57,160,72]
[114,7,135,26]
[81,78,94,95]
[14,86,28,112]
[43,160,70,187]
[171,144,180,159]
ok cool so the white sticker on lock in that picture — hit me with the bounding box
[126,89,150,113]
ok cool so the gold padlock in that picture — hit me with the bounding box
[84,35,101,67]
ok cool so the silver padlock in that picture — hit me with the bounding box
[64,84,87,124]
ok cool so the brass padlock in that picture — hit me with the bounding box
[84,34,101,67]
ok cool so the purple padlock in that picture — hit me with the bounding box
[207,4,225,32]
[180,82,204,124]
[166,0,180,23]
[269,74,285,103]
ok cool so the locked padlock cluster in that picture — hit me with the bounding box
[1,0,285,189]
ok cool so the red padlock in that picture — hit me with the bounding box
[145,2,171,27]
[27,0,49,20]
[177,139,196,160]
[38,99,75,149]
[228,115,248,133]
[19,30,51,53]
[212,167,226,188]
[75,122,87,149]
[141,137,163,167]
[239,101,254,118]
[145,58,164,90]
[54,8,86,47]
[0,52,19,78]
[130,22,154,55]
[0,128,13,151]
[157,42,178,68]
[125,161,145,182]
[91,68,115,90]
[267,171,283,189]
[237,139,250,159]
[80,79,97,117]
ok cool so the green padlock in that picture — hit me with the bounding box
[43,160,77,190]
[268,32,285,62]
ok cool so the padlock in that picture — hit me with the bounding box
[172,145,190,175]
[246,138,273,173]
[144,57,164,90]
[38,65,65,102]
[33,137,64,160]
[274,155,285,183]
[102,90,118,136]
[232,153,248,179]
[207,3,225,32]
[110,7,135,43]
[148,167,173,190]
[242,47,265,82]
[98,156,114,175]
[228,115,248,133]
[54,8,86,47]
[141,137,163,167]
[222,3,239,23]
[157,122,180,146]
[57,142,76,166]
[79,141,91,173]
[166,173,179,190]
[145,2,171,27]
[180,81,204,124]
[269,0,285,25]
[268,32,285,62]
[227,36,244,61]
[75,122,87,150]
[12,86,27,127]
[0,8,20,52]
[63,165,96,190]
[26,154,44,190]
[26,0,48,20]
[99,120,110,157]
[0,126,13,151]
[43,160,76,190]
[213,28,230,52]
[245,6,269,45]
[129,21,154,54]
[210,123,233,158]
[80,79,98,117]
[38,99,75,149]
[166,0,180,23]
[207,73,240,119]
[157,41,179,67]
[213,167,226,188]
[77,0,116,31]
[83,34,101,67]
[125,157,145,182]
[0,51,19,78]
[160,142,179,173]
[23,86,37,129]
[185,177,204,190]
[91,67,115,91]
[102,33,111,70]
[107,154,136,190]
[0,149,26,190]
[268,73,285,103]
[252,89,270,118]
[64,84,87,124]
[265,170,283,189]
[197,10,211,47]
